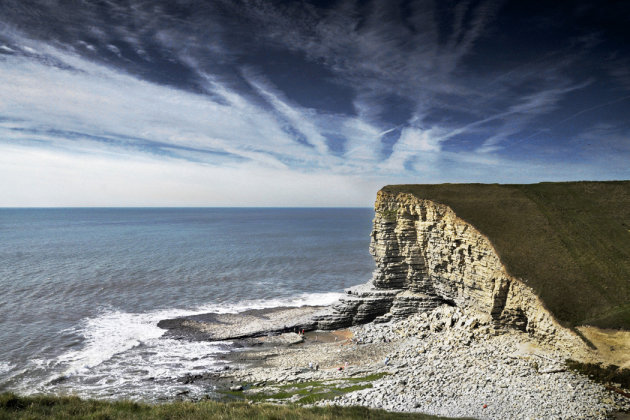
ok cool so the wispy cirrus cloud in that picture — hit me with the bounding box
[0,36,301,167]
[0,0,628,206]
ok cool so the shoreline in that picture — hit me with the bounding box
[161,305,630,419]
[158,305,327,342]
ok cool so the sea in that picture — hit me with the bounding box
[0,208,375,401]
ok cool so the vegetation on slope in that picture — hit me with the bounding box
[381,181,630,329]
[220,374,390,405]
[565,359,630,389]
[0,393,462,420]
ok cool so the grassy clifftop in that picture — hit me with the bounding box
[381,181,630,330]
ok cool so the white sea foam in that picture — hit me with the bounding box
[57,311,168,375]
[0,361,14,375]
[58,292,341,373]
[44,292,343,399]
[193,291,343,314]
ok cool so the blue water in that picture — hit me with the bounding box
[0,208,374,400]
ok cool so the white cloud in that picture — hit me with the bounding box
[0,36,319,170]
[0,12,625,207]
[244,71,330,156]
[380,127,442,173]
[0,144,380,207]
[106,43,121,56]
[341,118,382,163]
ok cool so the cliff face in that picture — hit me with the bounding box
[317,191,578,344]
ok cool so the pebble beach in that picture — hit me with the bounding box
[194,305,630,420]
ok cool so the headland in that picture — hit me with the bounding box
[159,181,630,419]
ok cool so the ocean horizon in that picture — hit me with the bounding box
[0,207,375,400]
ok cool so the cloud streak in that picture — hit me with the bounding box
[0,0,628,206]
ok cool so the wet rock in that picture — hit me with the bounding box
[158,306,322,341]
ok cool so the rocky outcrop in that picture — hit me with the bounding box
[158,306,322,341]
[316,190,580,345]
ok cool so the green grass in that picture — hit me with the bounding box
[276,373,389,389]
[378,209,398,222]
[381,181,630,329]
[565,359,630,388]
[221,373,390,405]
[342,373,390,383]
[0,393,462,420]
[295,384,373,404]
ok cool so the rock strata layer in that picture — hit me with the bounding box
[315,191,579,346]
[158,306,323,341]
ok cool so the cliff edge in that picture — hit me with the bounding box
[316,181,630,344]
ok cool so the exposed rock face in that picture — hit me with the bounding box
[158,306,322,341]
[316,191,579,344]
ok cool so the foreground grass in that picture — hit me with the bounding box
[382,181,630,329]
[0,393,459,420]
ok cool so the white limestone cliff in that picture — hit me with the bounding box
[317,190,581,346]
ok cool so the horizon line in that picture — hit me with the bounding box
[0,206,374,209]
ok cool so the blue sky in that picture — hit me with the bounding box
[1,0,629,206]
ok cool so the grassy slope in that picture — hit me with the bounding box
[381,181,630,329]
[0,393,464,420]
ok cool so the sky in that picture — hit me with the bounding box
[0,0,629,207]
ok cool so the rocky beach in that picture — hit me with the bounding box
[161,304,630,420]
[158,188,630,419]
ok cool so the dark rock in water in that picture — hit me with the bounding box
[48,375,68,385]
[178,373,203,384]
[158,306,323,342]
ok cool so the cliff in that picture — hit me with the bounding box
[316,181,630,342]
